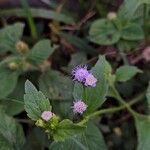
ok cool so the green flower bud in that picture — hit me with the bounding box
[8,62,19,70]
[107,12,117,20]
[35,119,46,128]
[16,41,29,54]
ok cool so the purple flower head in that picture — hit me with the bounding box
[41,111,53,121]
[72,65,89,83]
[84,73,97,87]
[72,100,87,114]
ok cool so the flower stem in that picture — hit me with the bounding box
[78,89,145,125]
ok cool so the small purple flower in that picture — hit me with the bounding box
[41,111,53,121]
[72,65,89,83]
[84,73,97,87]
[72,100,87,114]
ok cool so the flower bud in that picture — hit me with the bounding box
[107,12,117,20]
[16,41,29,54]
[8,62,18,70]
[49,114,59,130]
[35,119,46,128]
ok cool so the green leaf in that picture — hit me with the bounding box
[135,116,150,150]
[4,78,25,116]
[89,19,121,45]
[0,68,19,98]
[0,111,25,150]
[39,70,73,100]
[53,119,85,142]
[27,39,56,65]
[121,23,144,40]
[50,122,107,150]
[0,23,24,53]
[24,80,51,121]
[116,65,142,82]
[73,55,110,114]
[0,8,74,24]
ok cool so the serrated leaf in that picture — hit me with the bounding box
[89,19,121,45]
[0,67,19,98]
[27,39,56,65]
[53,119,85,142]
[0,23,24,53]
[50,122,107,150]
[24,80,51,121]
[116,65,142,82]
[73,56,110,114]
[39,70,73,100]
[0,111,25,150]
[121,23,144,40]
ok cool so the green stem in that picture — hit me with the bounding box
[20,0,38,40]
[143,4,148,40]
[78,90,145,125]
[111,85,148,119]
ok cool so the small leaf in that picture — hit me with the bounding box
[89,19,121,45]
[0,111,25,149]
[24,80,51,121]
[27,40,56,65]
[0,23,24,53]
[50,122,107,150]
[0,67,19,98]
[53,119,85,142]
[73,55,110,114]
[121,23,144,40]
[116,65,142,82]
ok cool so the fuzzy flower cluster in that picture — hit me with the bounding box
[72,100,87,114]
[72,65,97,87]
[41,111,53,121]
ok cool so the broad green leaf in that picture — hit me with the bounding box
[89,19,121,45]
[0,23,24,53]
[4,78,25,116]
[118,0,150,19]
[24,80,51,121]
[0,8,74,24]
[0,112,25,150]
[50,122,107,150]
[116,65,142,82]
[121,23,144,40]
[53,119,85,142]
[39,70,73,100]
[73,56,110,114]
[27,39,56,65]
[135,116,150,150]
[0,67,19,98]
[0,134,13,150]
